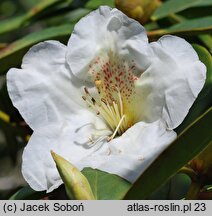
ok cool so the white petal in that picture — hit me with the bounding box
[156,35,199,63]
[77,154,143,182]
[77,121,176,183]
[66,6,148,80]
[22,111,110,192]
[135,35,206,129]
[7,41,84,130]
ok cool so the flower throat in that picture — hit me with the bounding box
[82,51,139,140]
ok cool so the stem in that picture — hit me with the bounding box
[168,14,185,23]
[185,182,202,200]
[147,29,167,37]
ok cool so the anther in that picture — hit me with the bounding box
[101,98,107,104]
[95,80,102,94]
[84,87,89,95]
[91,97,96,105]
[95,80,102,87]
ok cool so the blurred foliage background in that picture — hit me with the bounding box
[0,0,211,200]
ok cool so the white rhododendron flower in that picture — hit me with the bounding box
[7,6,206,192]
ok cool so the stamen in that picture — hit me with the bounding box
[112,101,124,133]
[101,98,107,104]
[95,80,102,93]
[118,90,123,117]
[84,87,90,95]
[107,115,126,141]
[81,51,140,144]
[91,97,96,104]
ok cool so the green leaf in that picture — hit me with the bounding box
[51,151,95,200]
[148,16,212,38]
[175,44,212,133]
[178,6,212,20]
[0,0,68,36]
[0,15,26,36]
[9,186,45,200]
[144,22,160,31]
[194,0,212,7]
[24,0,65,21]
[82,168,131,200]
[169,16,212,32]
[152,0,205,20]
[124,107,212,199]
[85,0,114,9]
[63,8,91,23]
[148,174,191,199]
[0,24,74,75]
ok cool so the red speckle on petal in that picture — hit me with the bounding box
[88,52,139,104]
